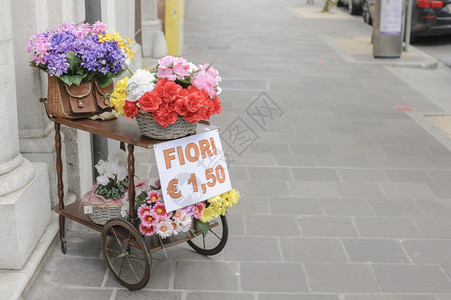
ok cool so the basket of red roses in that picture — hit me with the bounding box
[109,56,222,140]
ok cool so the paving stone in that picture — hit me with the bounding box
[379,183,435,200]
[174,261,239,290]
[298,216,358,237]
[225,214,246,236]
[427,183,451,199]
[242,180,289,197]
[403,240,451,264]
[26,288,113,300]
[31,257,107,288]
[355,217,422,238]
[415,199,451,217]
[426,170,451,184]
[344,295,436,300]
[248,166,293,181]
[367,156,431,169]
[343,239,409,263]
[337,169,389,182]
[289,143,332,155]
[291,168,339,182]
[280,237,347,262]
[335,182,385,198]
[320,198,374,216]
[228,166,249,181]
[316,155,372,168]
[414,218,451,239]
[250,143,290,154]
[241,262,308,292]
[289,181,338,198]
[368,199,424,217]
[222,236,282,261]
[259,295,338,300]
[305,263,379,293]
[384,169,432,183]
[186,292,254,300]
[115,289,182,300]
[275,154,317,167]
[330,144,385,156]
[245,215,300,237]
[269,197,323,215]
[227,196,270,215]
[372,264,451,293]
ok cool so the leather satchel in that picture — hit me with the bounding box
[44,75,113,119]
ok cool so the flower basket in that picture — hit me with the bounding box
[136,111,197,140]
[81,186,126,225]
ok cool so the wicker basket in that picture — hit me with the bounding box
[81,188,125,225]
[136,112,197,140]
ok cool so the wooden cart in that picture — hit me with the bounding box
[51,116,228,290]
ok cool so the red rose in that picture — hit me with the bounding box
[185,86,207,113]
[153,110,178,127]
[159,79,183,103]
[139,91,162,112]
[123,101,139,119]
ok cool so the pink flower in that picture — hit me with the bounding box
[147,190,161,204]
[139,223,155,236]
[156,66,176,81]
[153,202,167,217]
[192,202,205,219]
[156,219,173,238]
[141,211,157,226]
[137,204,151,219]
[154,179,161,189]
[158,55,174,68]
[172,57,191,79]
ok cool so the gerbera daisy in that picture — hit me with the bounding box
[153,202,167,217]
[156,220,173,238]
[147,190,161,204]
[192,202,205,219]
[139,223,155,236]
[137,203,151,219]
[200,206,216,223]
[141,211,157,226]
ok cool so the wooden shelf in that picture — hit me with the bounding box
[51,116,214,149]
[56,200,213,252]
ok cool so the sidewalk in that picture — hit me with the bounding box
[25,0,451,299]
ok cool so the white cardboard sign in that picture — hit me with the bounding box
[153,130,232,212]
[380,0,403,34]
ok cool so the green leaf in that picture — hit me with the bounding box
[198,221,210,237]
[59,74,85,86]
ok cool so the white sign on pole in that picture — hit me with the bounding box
[380,0,403,34]
[153,130,232,212]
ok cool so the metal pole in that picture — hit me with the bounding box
[405,0,413,51]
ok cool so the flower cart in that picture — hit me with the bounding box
[52,116,231,290]
[30,22,236,291]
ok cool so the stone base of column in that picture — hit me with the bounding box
[0,162,51,269]
[19,125,68,208]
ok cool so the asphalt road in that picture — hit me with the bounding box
[412,34,451,67]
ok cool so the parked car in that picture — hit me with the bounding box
[362,0,451,40]
[338,0,363,15]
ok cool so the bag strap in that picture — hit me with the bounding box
[64,83,92,98]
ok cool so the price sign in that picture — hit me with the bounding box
[153,129,232,212]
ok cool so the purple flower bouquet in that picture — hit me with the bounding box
[28,21,134,87]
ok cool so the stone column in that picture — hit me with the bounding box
[141,0,167,58]
[0,0,51,269]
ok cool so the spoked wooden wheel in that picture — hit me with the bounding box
[102,218,151,290]
[187,215,228,255]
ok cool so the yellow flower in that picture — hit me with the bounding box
[200,206,215,223]
[226,189,240,207]
[110,76,129,115]
[98,31,135,62]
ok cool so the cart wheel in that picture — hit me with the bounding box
[187,215,228,255]
[102,218,151,290]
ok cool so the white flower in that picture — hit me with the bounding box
[121,200,129,218]
[96,175,109,186]
[108,150,127,168]
[126,69,156,101]
[95,159,107,175]
[156,220,173,238]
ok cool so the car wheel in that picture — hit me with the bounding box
[348,0,362,15]
[362,0,372,25]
